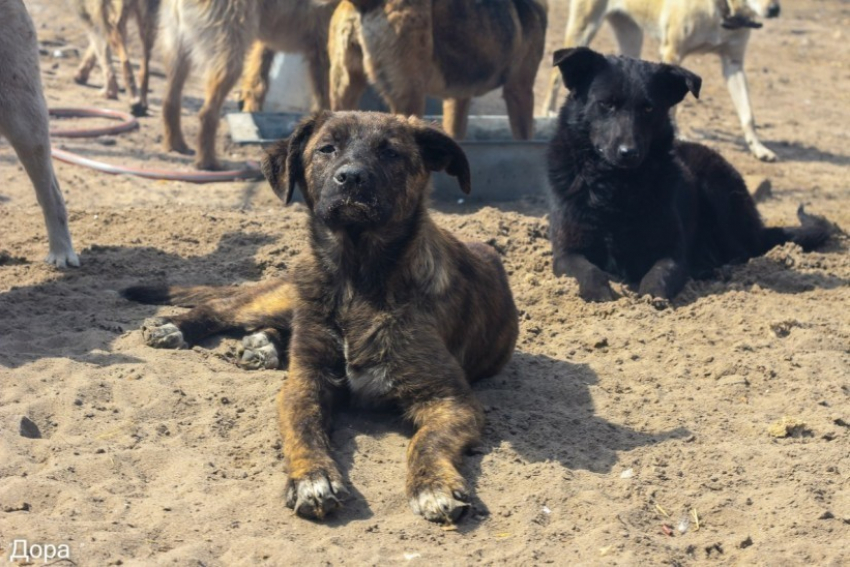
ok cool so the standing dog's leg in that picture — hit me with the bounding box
[1,99,78,268]
[162,37,193,155]
[196,53,245,170]
[280,314,348,519]
[442,98,471,140]
[721,46,777,162]
[88,29,120,99]
[607,12,643,58]
[238,43,274,113]
[305,43,332,112]
[74,43,98,85]
[131,0,158,117]
[110,12,139,106]
[329,2,367,111]
[404,368,484,523]
[541,0,605,115]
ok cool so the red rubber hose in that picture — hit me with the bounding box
[48,107,263,183]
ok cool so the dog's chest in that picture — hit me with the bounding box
[337,303,401,403]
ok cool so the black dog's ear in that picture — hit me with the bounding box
[654,64,702,107]
[414,125,471,194]
[553,47,607,91]
[261,111,330,204]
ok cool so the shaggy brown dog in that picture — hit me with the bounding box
[70,0,160,116]
[122,111,519,523]
[160,0,337,170]
[328,0,547,140]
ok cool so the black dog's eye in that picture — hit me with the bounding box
[598,101,615,112]
[318,144,336,154]
[643,104,654,114]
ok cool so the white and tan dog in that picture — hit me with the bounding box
[542,0,781,162]
[0,0,78,268]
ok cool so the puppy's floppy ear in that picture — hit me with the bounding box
[553,47,607,91]
[654,64,702,108]
[261,111,330,204]
[414,125,471,194]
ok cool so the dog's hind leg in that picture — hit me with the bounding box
[721,47,777,162]
[125,279,296,350]
[162,34,193,155]
[89,28,120,99]
[238,42,274,112]
[442,98,471,140]
[329,2,367,111]
[109,11,139,105]
[195,48,247,170]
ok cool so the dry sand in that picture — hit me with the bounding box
[1,0,848,564]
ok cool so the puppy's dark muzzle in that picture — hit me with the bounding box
[317,164,383,228]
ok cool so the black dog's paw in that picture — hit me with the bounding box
[578,274,617,302]
[237,332,280,370]
[285,468,348,520]
[141,317,186,349]
[408,477,471,524]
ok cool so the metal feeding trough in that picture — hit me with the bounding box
[226,112,556,202]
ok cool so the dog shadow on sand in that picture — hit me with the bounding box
[0,230,276,369]
[302,350,686,529]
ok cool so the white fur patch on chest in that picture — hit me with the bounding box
[343,339,394,400]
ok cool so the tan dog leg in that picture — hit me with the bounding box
[162,41,193,155]
[239,42,274,113]
[442,98,471,140]
[329,2,367,111]
[110,20,139,104]
[132,2,157,116]
[196,56,245,170]
[721,49,777,162]
[74,44,97,85]
[541,0,606,115]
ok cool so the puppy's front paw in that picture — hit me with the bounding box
[408,477,471,524]
[141,317,186,349]
[285,468,348,520]
[237,332,280,370]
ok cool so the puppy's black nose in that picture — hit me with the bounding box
[767,4,780,17]
[617,145,638,160]
[333,165,367,188]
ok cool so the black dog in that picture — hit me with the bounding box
[546,47,831,302]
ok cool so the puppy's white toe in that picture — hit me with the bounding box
[409,484,470,523]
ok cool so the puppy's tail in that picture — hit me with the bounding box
[760,206,838,254]
[120,284,234,307]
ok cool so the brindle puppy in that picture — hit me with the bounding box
[122,111,519,523]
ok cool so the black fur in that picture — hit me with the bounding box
[547,48,832,302]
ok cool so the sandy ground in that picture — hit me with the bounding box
[1,0,849,565]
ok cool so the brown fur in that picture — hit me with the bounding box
[122,111,519,523]
[160,0,337,170]
[70,0,160,116]
[329,0,548,140]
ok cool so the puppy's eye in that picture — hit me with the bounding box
[381,147,400,159]
[318,144,336,154]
